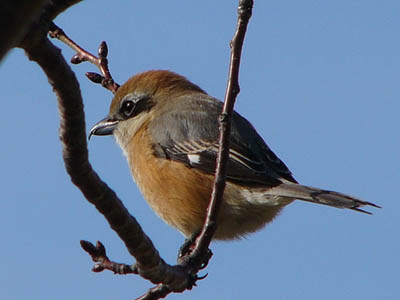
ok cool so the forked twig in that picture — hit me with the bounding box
[80,240,137,274]
[48,22,120,93]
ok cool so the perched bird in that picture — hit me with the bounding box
[90,70,379,240]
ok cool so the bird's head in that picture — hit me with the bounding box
[89,70,205,148]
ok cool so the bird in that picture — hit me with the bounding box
[89,70,379,241]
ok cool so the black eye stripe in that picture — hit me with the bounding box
[118,94,154,120]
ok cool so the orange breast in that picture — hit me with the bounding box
[129,124,213,237]
[128,123,285,240]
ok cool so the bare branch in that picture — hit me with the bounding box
[42,0,83,21]
[0,0,48,60]
[135,285,171,300]
[49,22,120,93]
[80,240,138,274]
[192,0,254,260]
[139,0,254,298]
[22,34,191,293]
[18,0,254,298]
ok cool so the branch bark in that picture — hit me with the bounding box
[0,0,48,60]
[193,0,254,252]
[13,0,254,298]
[49,22,120,93]
[22,35,191,292]
[137,0,254,298]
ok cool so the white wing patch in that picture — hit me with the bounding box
[171,140,266,173]
[187,154,201,164]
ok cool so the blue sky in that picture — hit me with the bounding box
[1,1,399,299]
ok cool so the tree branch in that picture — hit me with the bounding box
[49,22,120,93]
[22,35,191,293]
[0,0,48,60]
[137,0,254,298]
[194,0,254,252]
[42,0,83,22]
[17,0,254,298]
[80,240,138,274]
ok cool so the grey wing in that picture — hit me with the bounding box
[149,93,297,187]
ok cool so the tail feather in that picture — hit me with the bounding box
[268,182,380,214]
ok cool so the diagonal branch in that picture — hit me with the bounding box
[22,36,191,293]
[19,0,254,298]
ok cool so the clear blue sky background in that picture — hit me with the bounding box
[1,1,399,299]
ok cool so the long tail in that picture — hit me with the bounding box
[268,182,380,214]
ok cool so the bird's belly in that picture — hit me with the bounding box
[211,184,289,240]
[128,134,290,240]
[132,158,289,239]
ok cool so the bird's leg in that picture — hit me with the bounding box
[177,231,213,273]
[177,231,200,259]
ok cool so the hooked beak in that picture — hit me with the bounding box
[89,117,119,140]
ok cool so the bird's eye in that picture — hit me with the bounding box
[121,100,136,118]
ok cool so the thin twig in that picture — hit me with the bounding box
[192,0,254,261]
[80,240,138,274]
[48,22,120,93]
[138,0,254,299]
